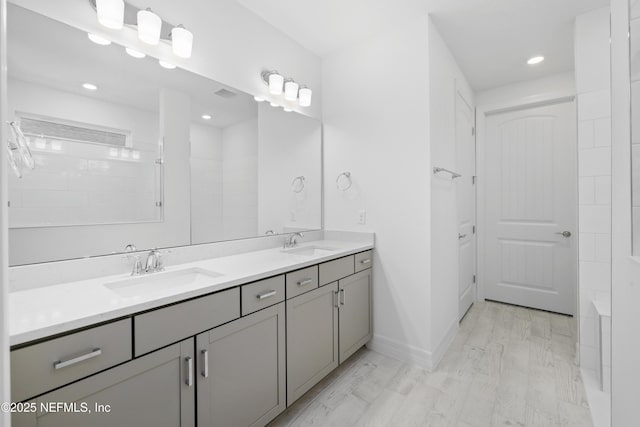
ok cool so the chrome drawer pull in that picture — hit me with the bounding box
[201,350,209,378]
[297,278,313,286]
[360,259,371,265]
[334,291,340,308]
[256,290,277,300]
[53,348,102,370]
[186,356,193,387]
[340,289,346,306]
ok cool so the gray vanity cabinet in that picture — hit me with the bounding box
[286,283,339,406]
[338,268,373,364]
[13,338,195,427]
[196,302,286,427]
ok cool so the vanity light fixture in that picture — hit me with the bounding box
[171,25,194,59]
[96,0,124,30]
[158,60,176,69]
[284,79,299,101]
[82,83,98,90]
[125,47,146,58]
[260,70,312,107]
[87,33,112,45]
[201,114,212,120]
[527,55,544,65]
[137,8,162,45]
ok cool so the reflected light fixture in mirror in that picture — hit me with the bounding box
[125,47,146,58]
[172,25,194,58]
[158,60,176,69]
[137,8,162,45]
[87,33,111,45]
[96,0,124,30]
[201,114,212,120]
[527,55,544,65]
[254,96,265,102]
[82,83,98,90]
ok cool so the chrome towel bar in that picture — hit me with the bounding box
[433,167,462,179]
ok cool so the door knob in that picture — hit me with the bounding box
[555,231,572,238]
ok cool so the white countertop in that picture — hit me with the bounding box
[10,240,373,346]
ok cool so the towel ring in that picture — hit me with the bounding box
[336,171,352,191]
[291,176,305,193]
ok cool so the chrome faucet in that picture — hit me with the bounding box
[144,249,165,273]
[284,232,303,248]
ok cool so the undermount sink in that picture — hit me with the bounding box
[105,267,223,298]
[281,245,338,257]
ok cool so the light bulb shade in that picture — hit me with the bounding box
[137,9,162,45]
[284,80,299,101]
[268,73,284,95]
[96,0,124,30]
[298,87,312,107]
[172,26,193,58]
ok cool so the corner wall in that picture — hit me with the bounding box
[322,15,433,367]
[574,7,612,379]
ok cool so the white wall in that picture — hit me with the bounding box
[12,0,322,119]
[257,104,322,235]
[323,15,434,367]
[476,72,576,107]
[574,8,612,378]
[428,19,474,360]
[222,118,258,240]
[190,123,224,244]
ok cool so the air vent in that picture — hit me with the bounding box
[19,116,129,147]
[214,88,237,98]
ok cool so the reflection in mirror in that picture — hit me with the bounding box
[7,4,322,266]
[632,1,640,254]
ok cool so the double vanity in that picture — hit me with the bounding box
[8,239,373,427]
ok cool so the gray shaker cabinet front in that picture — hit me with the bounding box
[286,282,339,406]
[338,269,373,364]
[196,302,286,427]
[13,338,195,427]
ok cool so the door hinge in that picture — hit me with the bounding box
[471,127,475,136]
[472,176,476,184]
[473,225,476,234]
[155,201,163,207]
[473,275,476,283]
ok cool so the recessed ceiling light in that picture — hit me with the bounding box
[87,33,111,46]
[201,114,212,120]
[158,60,176,69]
[125,47,146,58]
[527,56,545,65]
[82,83,98,91]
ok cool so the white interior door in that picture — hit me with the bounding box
[484,100,577,315]
[456,93,476,320]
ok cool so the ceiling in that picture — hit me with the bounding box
[7,4,257,129]
[235,0,610,91]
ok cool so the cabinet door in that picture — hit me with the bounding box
[338,269,372,364]
[197,302,286,427]
[286,283,339,406]
[13,339,195,427]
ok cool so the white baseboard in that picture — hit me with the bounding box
[367,320,459,372]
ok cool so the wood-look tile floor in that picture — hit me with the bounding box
[268,300,593,427]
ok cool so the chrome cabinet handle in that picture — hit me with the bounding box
[360,259,371,265]
[339,289,346,306]
[458,234,467,239]
[555,231,572,238]
[53,348,102,370]
[297,278,313,286]
[334,291,340,308]
[201,350,209,378]
[185,356,193,387]
[256,290,277,300]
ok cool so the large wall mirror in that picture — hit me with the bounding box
[7,4,322,265]
[632,1,640,254]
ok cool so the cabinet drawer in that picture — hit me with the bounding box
[11,318,132,402]
[286,266,319,299]
[355,250,373,272]
[134,288,239,357]
[319,255,355,286]
[242,275,285,315]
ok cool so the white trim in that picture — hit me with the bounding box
[475,90,576,302]
[367,319,458,372]
[367,335,433,370]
